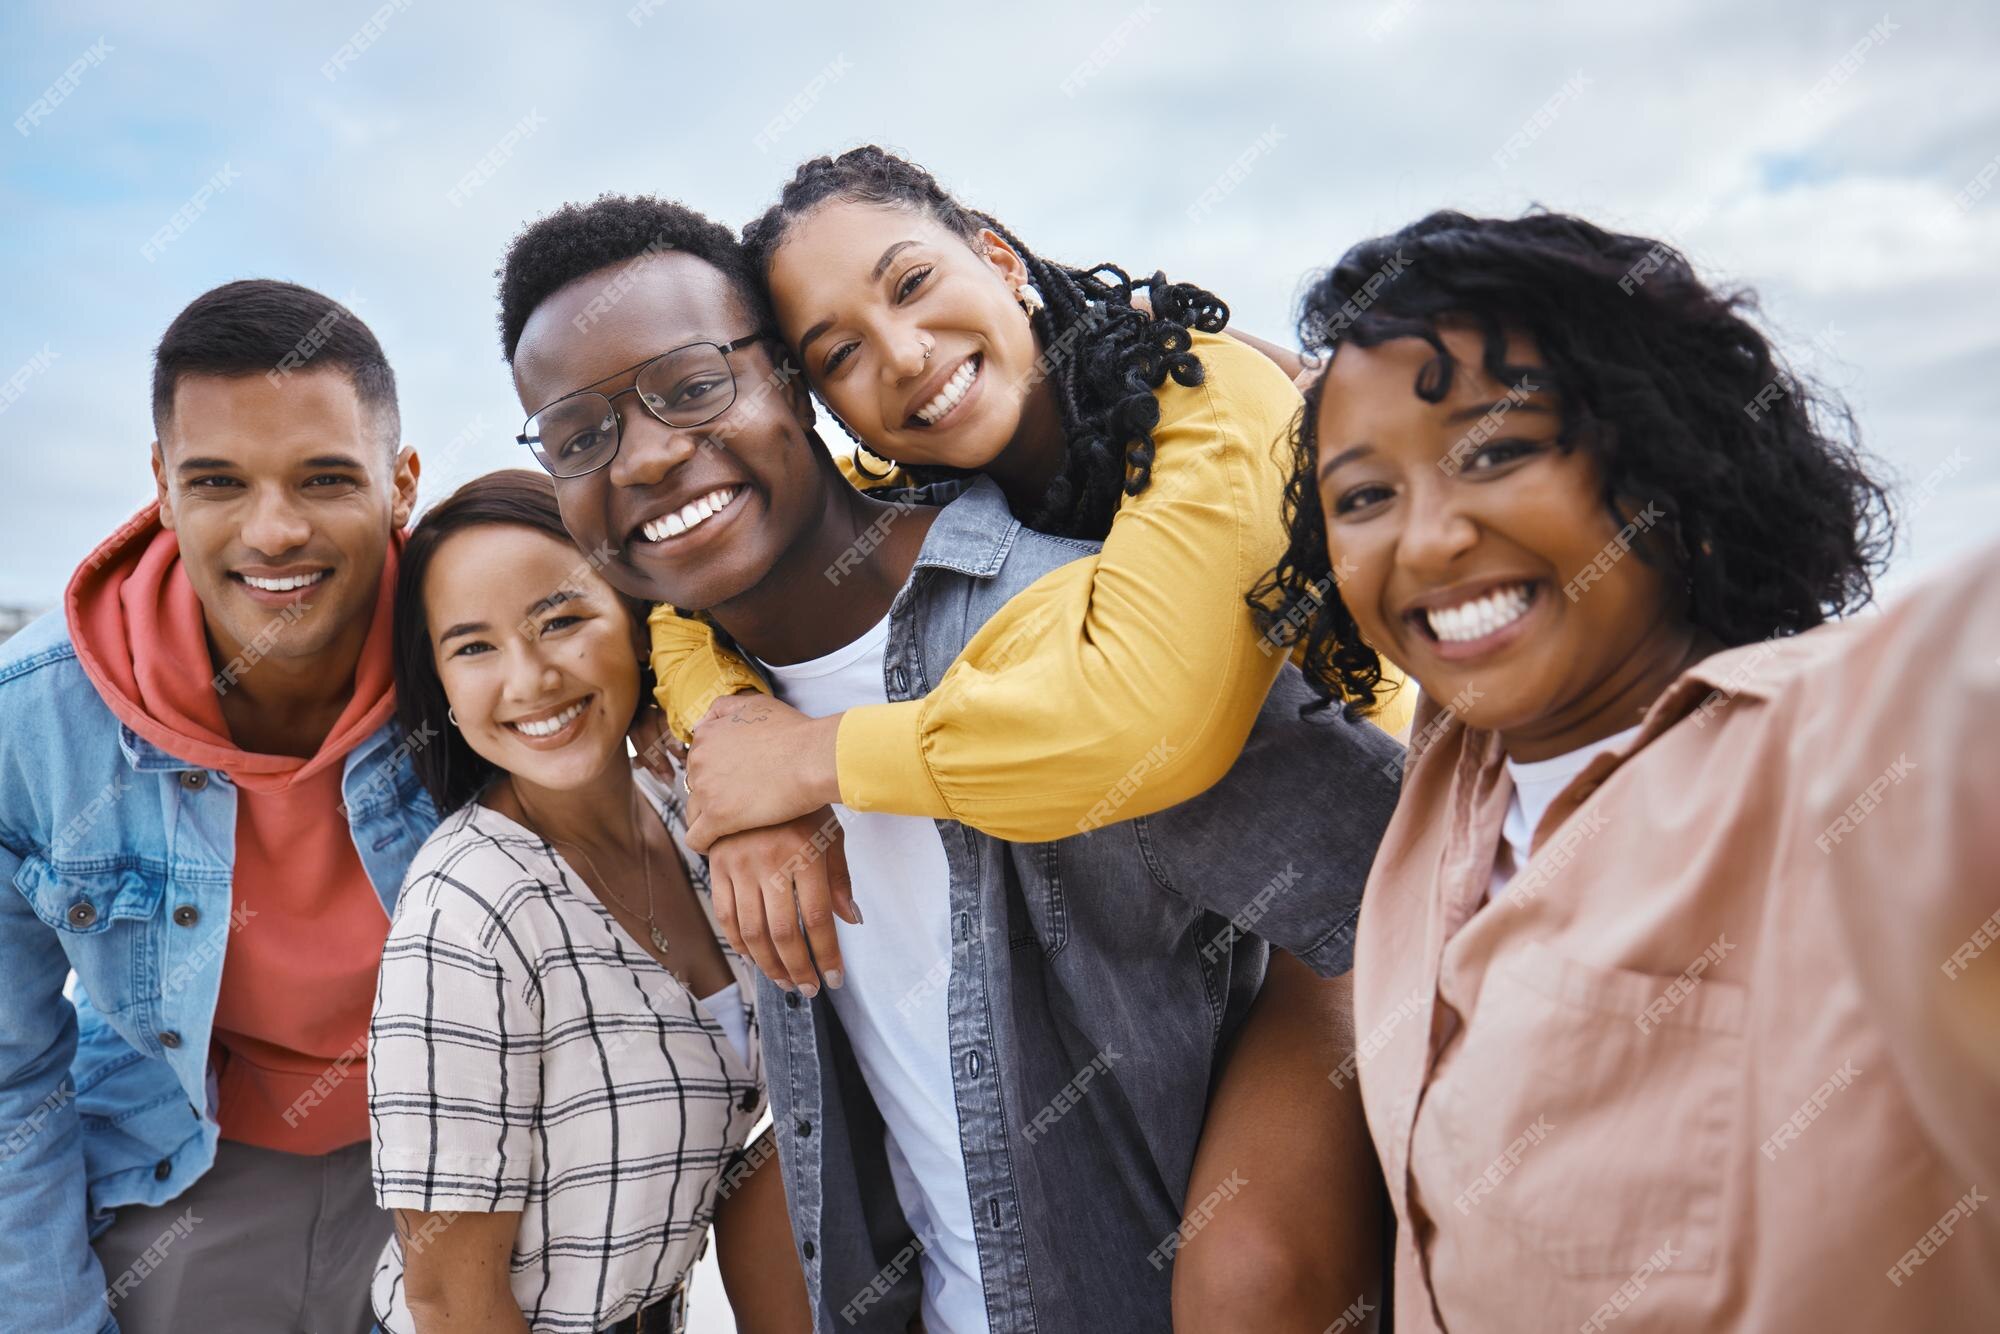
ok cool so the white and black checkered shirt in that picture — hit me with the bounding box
[368,773,765,1334]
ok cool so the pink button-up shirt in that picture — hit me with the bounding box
[1352,541,2000,1332]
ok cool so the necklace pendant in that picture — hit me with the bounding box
[650,925,671,956]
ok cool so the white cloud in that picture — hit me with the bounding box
[1,0,1995,609]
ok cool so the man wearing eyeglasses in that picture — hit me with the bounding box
[0,280,436,1333]
[499,196,1396,1334]
[506,218,862,952]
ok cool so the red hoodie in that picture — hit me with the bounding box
[67,504,402,1155]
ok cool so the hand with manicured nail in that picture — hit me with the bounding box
[704,807,858,996]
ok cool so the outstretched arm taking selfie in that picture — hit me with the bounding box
[1173,955,1385,1334]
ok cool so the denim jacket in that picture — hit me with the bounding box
[754,479,1403,1333]
[0,609,436,1334]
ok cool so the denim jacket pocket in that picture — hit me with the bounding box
[14,857,165,1014]
[15,856,166,933]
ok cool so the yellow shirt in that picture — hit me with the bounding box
[649,329,1414,842]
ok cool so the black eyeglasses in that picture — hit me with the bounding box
[518,333,776,478]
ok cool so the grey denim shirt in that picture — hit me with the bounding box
[752,478,1402,1333]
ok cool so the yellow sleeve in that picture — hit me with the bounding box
[837,332,1307,841]
[648,604,767,743]
[647,447,908,742]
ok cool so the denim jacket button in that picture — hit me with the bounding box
[153,1159,172,1181]
[158,1030,182,1050]
[171,904,199,927]
[178,770,208,791]
[784,991,801,1009]
[795,1118,813,1138]
[66,900,97,928]
[801,1240,815,1261]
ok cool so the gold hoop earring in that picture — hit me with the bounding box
[816,419,894,481]
[851,444,898,481]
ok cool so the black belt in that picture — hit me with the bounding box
[602,1281,688,1334]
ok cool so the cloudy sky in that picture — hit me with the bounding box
[3,1,1996,1324]
[3,0,1996,618]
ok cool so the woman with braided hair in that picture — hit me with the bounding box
[656,143,1407,886]
[626,148,1401,1330]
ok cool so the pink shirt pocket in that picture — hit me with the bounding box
[1412,940,1748,1278]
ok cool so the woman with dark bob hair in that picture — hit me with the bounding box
[1250,210,2000,1330]
[365,469,808,1333]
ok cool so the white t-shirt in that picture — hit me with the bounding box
[700,981,752,1068]
[758,612,989,1334]
[1487,723,1644,902]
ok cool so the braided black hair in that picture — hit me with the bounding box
[1247,208,1896,715]
[740,146,1228,539]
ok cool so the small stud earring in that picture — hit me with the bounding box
[1017,283,1045,318]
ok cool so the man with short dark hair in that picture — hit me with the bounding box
[0,279,433,1333]
[500,197,1398,1334]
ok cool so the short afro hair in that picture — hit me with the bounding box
[496,193,771,362]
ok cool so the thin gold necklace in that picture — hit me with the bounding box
[520,782,668,961]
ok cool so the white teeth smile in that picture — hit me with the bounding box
[913,357,978,426]
[1424,583,1535,644]
[642,487,739,543]
[510,699,587,738]
[240,571,328,592]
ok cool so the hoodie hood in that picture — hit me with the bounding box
[65,502,400,794]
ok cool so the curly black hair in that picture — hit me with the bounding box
[496,193,773,362]
[1246,208,1896,714]
[739,146,1229,539]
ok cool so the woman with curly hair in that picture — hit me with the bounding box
[1251,209,2000,1330]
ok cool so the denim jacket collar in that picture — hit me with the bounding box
[118,724,201,772]
[907,478,1023,582]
